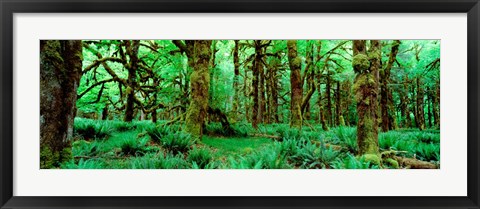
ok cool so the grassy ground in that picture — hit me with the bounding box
[59,118,440,169]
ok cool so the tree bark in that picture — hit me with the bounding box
[433,81,440,127]
[232,40,240,119]
[416,77,426,130]
[287,40,303,129]
[353,40,380,156]
[124,40,140,122]
[380,40,400,131]
[185,40,212,139]
[40,40,83,168]
[326,70,333,126]
[252,40,262,129]
[335,81,342,126]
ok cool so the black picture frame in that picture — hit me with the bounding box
[1,0,479,208]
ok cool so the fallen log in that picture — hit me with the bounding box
[393,156,439,169]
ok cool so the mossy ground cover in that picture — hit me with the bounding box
[61,118,440,169]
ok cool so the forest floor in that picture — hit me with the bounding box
[60,118,440,169]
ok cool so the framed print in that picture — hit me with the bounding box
[1,0,479,208]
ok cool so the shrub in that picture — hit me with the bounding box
[145,125,172,142]
[61,158,106,169]
[187,147,213,169]
[379,131,398,149]
[331,126,357,153]
[153,131,194,154]
[331,154,379,169]
[227,145,291,169]
[289,139,339,169]
[415,142,440,161]
[74,118,114,140]
[115,134,149,156]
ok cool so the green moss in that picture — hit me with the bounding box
[352,54,369,73]
[384,158,399,168]
[361,154,381,166]
[368,49,381,62]
[339,116,345,126]
[292,57,302,68]
[43,41,64,63]
[40,146,72,169]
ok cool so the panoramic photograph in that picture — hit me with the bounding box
[40,40,440,169]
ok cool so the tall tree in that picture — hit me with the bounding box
[185,40,212,139]
[40,40,83,168]
[380,40,400,131]
[416,77,426,130]
[124,40,140,122]
[287,40,303,129]
[232,40,240,119]
[353,40,380,157]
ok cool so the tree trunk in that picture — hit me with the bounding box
[401,75,411,128]
[101,104,109,120]
[232,40,240,119]
[303,41,315,121]
[315,41,329,131]
[185,40,212,139]
[335,81,342,126]
[353,40,380,156]
[287,40,303,129]
[326,71,332,126]
[427,88,433,128]
[152,109,157,123]
[124,40,140,122]
[252,41,262,129]
[380,40,400,132]
[259,51,266,123]
[433,81,440,127]
[416,77,426,130]
[40,40,83,168]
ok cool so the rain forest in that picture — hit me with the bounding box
[40,40,440,169]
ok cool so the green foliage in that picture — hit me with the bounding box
[187,148,213,169]
[74,118,114,140]
[331,126,357,153]
[289,139,340,169]
[332,154,379,169]
[146,126,194,154]
[61,158,106,169]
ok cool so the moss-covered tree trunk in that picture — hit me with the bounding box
[259,49,266,124]
[326,70,333,126]
[427,89,433,128]
[302,41,315,121]
[353,40,380,156]
[232,40,240,119]
[315,41,329,131]
[252,40,262,129]
[185,40,212,139]
[269,57,280,123]
[40,40,83,168]
[401,75,411,128]
[416,77,426,130]
[287,40,303,129]
[380,40,400,131]
[433,81,440,127]
[335,81,342,126]
[124,40,140,122]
